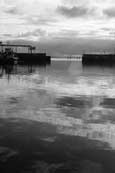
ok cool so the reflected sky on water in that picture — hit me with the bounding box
[1,61,115,172]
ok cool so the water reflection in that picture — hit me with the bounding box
[1,61,115,172]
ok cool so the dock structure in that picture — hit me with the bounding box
[82,53,115,65]
[0,42,51,65]
[0,42,38,54]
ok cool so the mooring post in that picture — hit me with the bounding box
[0,42,3,53]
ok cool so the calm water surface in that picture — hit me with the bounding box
[0,60,115,172]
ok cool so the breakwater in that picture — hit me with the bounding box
[0,53,51,65]
[16,53,51,65]
[82,54,115,65]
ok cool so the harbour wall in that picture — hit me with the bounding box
[16,53,51,64]
[82,54,115,65]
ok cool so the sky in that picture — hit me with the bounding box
[0,0,115,56]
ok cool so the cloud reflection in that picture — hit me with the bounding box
[0,64,115,151]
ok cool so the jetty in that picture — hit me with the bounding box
[82,53,115,65]
[0,42,51,65]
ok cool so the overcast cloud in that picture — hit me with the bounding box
[0,0,115,55]
[57,5,90,18]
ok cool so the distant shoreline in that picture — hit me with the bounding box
[51,58,82,61]
[51,55,82,61]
